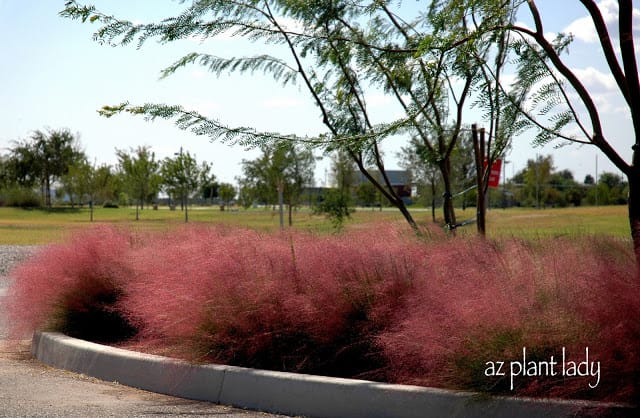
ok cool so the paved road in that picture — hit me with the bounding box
[0,276,288,418]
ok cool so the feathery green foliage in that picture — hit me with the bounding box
[99,102,305,148]
[61,0,444,231]
[160,53,299,86]
[508,35,585,147]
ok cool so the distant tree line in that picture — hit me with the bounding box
[402,150,627,212]
[507,155,627,208]
[1,128,623,227]
[0,128,324,224]
[0,129,224,218]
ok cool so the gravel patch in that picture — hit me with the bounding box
[0,245,40,277]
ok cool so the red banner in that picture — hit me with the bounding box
[484,158,502,188]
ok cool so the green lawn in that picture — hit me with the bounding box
[484,205,630,239]
[0,204,630,245]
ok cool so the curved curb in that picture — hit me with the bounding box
[32,331,633,418]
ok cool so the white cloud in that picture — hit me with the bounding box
[591,92,616,114]
[499,73,517,88]
[595,0,620,23]
[572,66,617,93]
[564,16,599,44]
[563,0,640,44]
[544,31,558,42]
[560,67,620,114]
[187,34,209,44]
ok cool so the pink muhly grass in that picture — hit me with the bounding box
[4,225,138,342]
[121,223,419,377]
[378,238,526,376]
[124,226,297,341]
[5,221,637,403]
[378,235,640,403]
[551,237,640,402]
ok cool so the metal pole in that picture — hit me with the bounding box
[535,153,540,209]
[595,154,599,206]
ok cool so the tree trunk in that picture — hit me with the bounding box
[439,158,457,230]
[40,181,46,207]
[185,194,189,223]
[390,188,420,231]
[277,181,284,230]
[288,203,293,227]
[472,126,487,236]
[431,181,437,223]
[45,176,52,208]
[627,167,640,268]
[431,198,436,223]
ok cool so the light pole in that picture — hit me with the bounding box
[535,153,540,209]
[595,154,599,207]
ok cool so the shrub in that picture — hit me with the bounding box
[0,186,41,208]
[4,225,140,343]
[313,189,353,230]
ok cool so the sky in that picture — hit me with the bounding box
[0,0,635,187]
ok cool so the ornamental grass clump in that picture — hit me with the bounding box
[377,235,640,403]
[4,223,638,403]
[5,225,139,343]
[122,224,418,378]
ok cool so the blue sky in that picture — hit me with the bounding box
[0,0,635,186]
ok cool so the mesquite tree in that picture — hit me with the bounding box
[60,1,525,233]
[60,1,420,230]
[444,0,640,259]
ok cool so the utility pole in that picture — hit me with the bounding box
[535,153,540,209]
[595,154,599,206]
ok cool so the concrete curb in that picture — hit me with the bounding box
[32,331,633,418]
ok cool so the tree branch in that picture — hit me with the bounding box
[578,0,630,105]
[619,0,640,155]
[511,2,630,173]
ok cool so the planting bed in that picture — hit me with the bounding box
[2,224,639,405]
